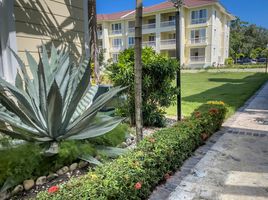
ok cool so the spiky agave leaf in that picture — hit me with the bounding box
[0,45,125,153]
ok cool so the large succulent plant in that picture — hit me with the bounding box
[0,45,125,153]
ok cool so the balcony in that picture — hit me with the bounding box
[128,27,135,33]
[190,56,205,62]
[142,23,156,30]
[142,41,156,48]
[110,30,122,35]
[191,18,207,25]
[160,39,176,49]
[111,45,123,51]
[160,20,175,27]
[190,37,207,44]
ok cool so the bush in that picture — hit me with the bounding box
[108,47,179,127]
[0,125,127,191]
[37,102,227,200]
[225,57,234,65]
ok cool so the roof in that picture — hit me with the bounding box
[97,0,219,21]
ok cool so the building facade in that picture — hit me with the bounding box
[0,0,89,83]
[97,0,235,68]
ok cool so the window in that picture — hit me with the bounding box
[148,19,156,24]
[168,15,175,22]
[111,23,122,34]
[149,35,155,41]
[128,21,135,32]
[190,48,205,62]
[214,11,217,19]
[190,28,206,43]
[112,53,119,62]
[191,9,207,24]
[128,37,135,46]
[169,33,176,39]
[112,38,122,48]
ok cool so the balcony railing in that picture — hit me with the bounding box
[190,56,205,62]
[191,18,207,25]
[142,41,156,47]
[161,39,176,46]
[110,30,122,35]
[142,23,156,30]
[190,37,207,44]
[128,27,135,33]
[160,20,175,27]
[112,45,123,51]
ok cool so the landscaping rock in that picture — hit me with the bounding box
[11,184,24,195]
[23,179,35,191]
[47,173,58,181]
[78,161,88,169]
[121,142,128,148]
[56,166,69,175]
[36,176,47,185]
[0,191,10,200]
[69,163,78,171]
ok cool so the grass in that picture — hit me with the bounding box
[166,72,268,118]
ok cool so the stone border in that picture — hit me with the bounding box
[149,81,268,200]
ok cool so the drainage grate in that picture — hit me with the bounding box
[227,129,268,137]
[255,118,268,125]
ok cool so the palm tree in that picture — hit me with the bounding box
[88,0,100,83]
[134,0,143,142]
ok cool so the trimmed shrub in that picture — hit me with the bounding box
[107,47,179,127]
[225,57,234,66]
[36,101,227,200]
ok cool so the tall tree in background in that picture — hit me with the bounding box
[230,18,268,60]
[88,0,100,83]
[134,0,143,142]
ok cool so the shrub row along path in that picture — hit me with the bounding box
[150,81,268,200]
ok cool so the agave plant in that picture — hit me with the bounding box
[0,45,125,154]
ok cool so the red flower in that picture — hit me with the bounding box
[194,111,201,118]
[134,182,142,190]
[164,173,171,180]
[48,186,59,193]
[209,108,218,115]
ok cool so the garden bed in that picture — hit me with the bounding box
[36,101,227,200]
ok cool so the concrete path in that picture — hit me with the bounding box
[150,81,268,200]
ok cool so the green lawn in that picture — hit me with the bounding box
[166,72,268,118]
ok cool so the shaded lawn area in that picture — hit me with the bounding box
[166,72,268,118]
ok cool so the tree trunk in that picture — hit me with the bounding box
[88,0,100,83]
[134,0,143,143]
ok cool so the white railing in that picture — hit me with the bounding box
[112,45,123,51]
[190,56,205,62]
[128,27,135,33]
[142,23,156,29]
[190,37,207,44]
[142,41,156,47]
[110,30,122,35]
[160,20,175,27]
[161,39,176,46]
[191,18,207,25]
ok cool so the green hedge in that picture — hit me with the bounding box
[37,102,227,200]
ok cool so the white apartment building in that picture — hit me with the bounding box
[97,0,235,68]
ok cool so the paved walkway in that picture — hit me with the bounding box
[150,81,268,200]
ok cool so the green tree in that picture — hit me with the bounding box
[108,48,178,127]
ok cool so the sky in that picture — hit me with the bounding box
[96,0,268,29]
